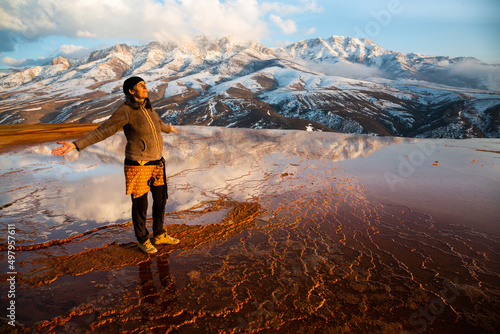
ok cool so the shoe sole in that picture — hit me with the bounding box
[152,240,179,245]
[139,249,157,254]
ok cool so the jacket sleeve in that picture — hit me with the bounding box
[73,106,129,151]
[156,109,174,133]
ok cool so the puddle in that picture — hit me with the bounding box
[0,126,499,333]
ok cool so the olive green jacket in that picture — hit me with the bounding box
[73,101,174,161]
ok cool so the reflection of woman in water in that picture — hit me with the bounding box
[140,256,177,320]
[52,76,179,254]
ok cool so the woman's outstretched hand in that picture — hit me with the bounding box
[52,141,76,156]
[168,123,178,133]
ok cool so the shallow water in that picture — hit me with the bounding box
[0,126,499,333]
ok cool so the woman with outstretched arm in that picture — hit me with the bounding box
[53,76,179,254]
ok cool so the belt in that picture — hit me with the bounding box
[124,158,164,166]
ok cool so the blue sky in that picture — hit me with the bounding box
[1,0,499,69]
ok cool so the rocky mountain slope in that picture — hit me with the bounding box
[0,35,499,138]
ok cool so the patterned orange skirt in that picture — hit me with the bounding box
[124,160,165,199]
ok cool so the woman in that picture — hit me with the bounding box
[52,76,179,254]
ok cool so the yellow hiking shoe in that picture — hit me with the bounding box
[152,232,180,245]
[138,239,158,254]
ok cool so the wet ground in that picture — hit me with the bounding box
[0,126,499,333]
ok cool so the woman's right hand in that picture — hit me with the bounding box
[52,142,76,156]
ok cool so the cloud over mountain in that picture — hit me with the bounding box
[0,0,320,47]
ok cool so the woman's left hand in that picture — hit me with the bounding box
[168,123,178,133]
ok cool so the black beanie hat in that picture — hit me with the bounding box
[123,76,145,96]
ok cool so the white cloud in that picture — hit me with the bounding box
[445,59,500,91]
[0,0,270,44]
[2,56,48,67]
[2,45,91,68]
[270,15,297,34]
[57,45,90,58]
[0,7,26,31]
[2,57,20,66]
[76,30,97,38]
[263,0,322,36]
[0,0,325,44]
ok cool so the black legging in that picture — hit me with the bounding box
[131,181,167,243]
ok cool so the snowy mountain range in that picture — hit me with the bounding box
[1,35,499,138]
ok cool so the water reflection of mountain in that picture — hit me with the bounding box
[166,126,404,164]
[1,126,401,246]
[65,126,404,166]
